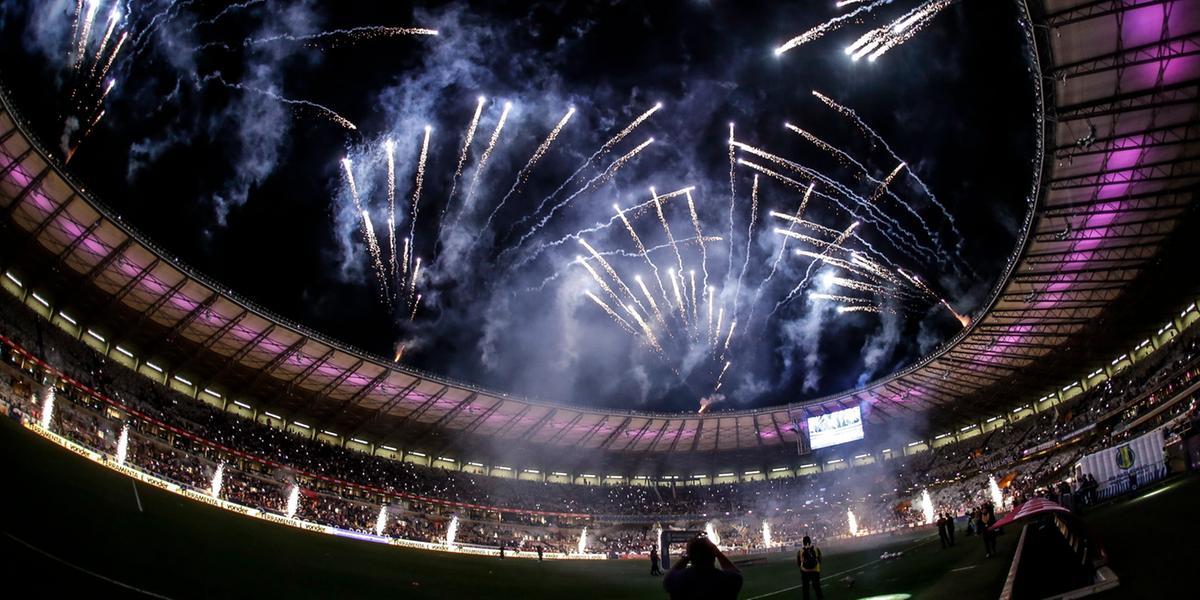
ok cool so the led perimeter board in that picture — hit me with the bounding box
[807,405,864,450]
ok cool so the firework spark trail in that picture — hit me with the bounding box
[70,1,83,56]
[726,123,737,283]
[196,0,265,29]
[616,203,671,307]
[651,189,685,273]
[706,286,715,335]
[520,103,662,233]
[131,0,202,58]
[585,291,636,334]
[409,257,422,296]
[90,6,121,76]
[714,307,724,347]
[624,304,663,353]
[508,183,689,272]
[837,304,881,314]
[669,269,688,324]
[773,222,860,315]
[199,73,356,130]
[341,158,365,214]
[774,227,851,250]
[511,138,654,254]
[579,257,624,307]
[384,139,398,279]
[64,109,107,163]
[95,31,127,83]
[757,134,932,267]
[579,239,645,313]
[837,0,872,7]
[870,162,906,202]
[408,126,432,249]
[484,107,576,233]
[444,96,486,218]
[766,184,814,282]
[773,0,894,56]
[811,89,966,256]
[732,174,760,317]
[684,191,711,295]
[810,292,873,303]
[635,275,670,331]
[456,101,512,224]
[361,211,390,302]
[690,270,698,324]
[402,236,411,278]
[713,360,731,392]
[722,318,738,354]
[73,0,103,71]
[854,0,957,62]
[244,26,439,49]
[735,146,935,265]
[785,123,871,174]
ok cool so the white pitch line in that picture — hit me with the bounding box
[744,535,937,600]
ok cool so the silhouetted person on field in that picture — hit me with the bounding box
[797,535,823,600]
[945,513,956,546]
[537,545,543,562]
[937,514,949,548]
[651,544,663,576]
[663,536,742,599]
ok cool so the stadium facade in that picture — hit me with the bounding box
[1,0,1199,483]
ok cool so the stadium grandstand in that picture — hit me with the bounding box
[1,0,1199,598]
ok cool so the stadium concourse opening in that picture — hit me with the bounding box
[2,0,1200,599]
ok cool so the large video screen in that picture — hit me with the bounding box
[807,405,864,450]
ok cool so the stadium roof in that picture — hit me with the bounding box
[1,0,1197,463]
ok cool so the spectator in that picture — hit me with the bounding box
[797,535,823,600]
[663,536,742,600]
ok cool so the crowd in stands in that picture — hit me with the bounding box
[1,292,1197,555]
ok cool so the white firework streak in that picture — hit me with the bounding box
[522,103,662,232]
[713,360,731,392]
[70,1,83,58]
[579,239,645,313]
[95,31,127,84]
[669,269,688,325]
[578,258,624,307]
[773,0,895,56]
[870,162,906,203]
[706,285,715,335]
[690,269,698,324]
[341,159,365,214]
[766,184,814,283]
[385,139,397,280]
[774,227,851,250]
[444,96,486,218]
[459,101,513,218]
[90,6,121,76]
[195,0,265,29]
[409,257,422,296]
[361,211,390,302]
[786,123,945,256]
[836,304,881,314]
[811,89,965,257]
[732,174,759,317]
[484,106,576,233]
[624,304,663,354]
[651,189,685,273]
[409,126,432,249]
[858,0,957,62]
[726,123,737,282]
[616,203,671,307]
[810,292,873,304]
[585,291,636,335]
[73,0,102,71]
[507,182,685,272]
[714,306,724,347]
[244,26,439,49]
[199,73,356,130]
[772,222,860,316]
[511,138,654,254]
[685,191,710,294]
[735,146,935,265]
[837,0,872,7]
[722,319,737,353]
[635,275,670,332]
[402,236,411,278]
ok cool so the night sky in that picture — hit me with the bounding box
[1,0,1035,412]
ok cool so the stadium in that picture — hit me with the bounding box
[1,0,1199,598]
